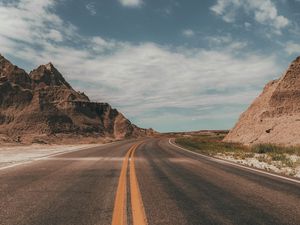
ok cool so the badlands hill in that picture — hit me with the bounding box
[0,54,154,144]
[224,56,300,146]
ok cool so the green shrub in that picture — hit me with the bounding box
[252,144,279,154]
[270,153,286,161]
[252,144,300,156]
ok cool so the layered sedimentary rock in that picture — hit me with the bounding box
[0,54,154,143]
[224,56,300,146]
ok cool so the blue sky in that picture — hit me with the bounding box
[0,0,300,132]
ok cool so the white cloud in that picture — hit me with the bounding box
[205,35,248,51]
[182,29,195,37]
[207,35,231,44]
[210,0,241,23]
[284,42,300,55]
[0,0,282,130]
[86,2,96,16]
[211,0,289,34]
[118,0,143,8]
[91,37,119,52]
[47,29,63,42]
[0,0,76,44]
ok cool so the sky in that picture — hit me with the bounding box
[0,0,300,132]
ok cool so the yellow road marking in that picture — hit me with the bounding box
[111,145,134,225]
[130,144,148,225]
[111,143,148,225]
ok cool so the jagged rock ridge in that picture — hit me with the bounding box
[0,54,154,143]
[224,56,300,146]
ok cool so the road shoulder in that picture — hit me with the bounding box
[0,143,103,170]
[169,138,300,185]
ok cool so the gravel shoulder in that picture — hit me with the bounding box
[215,152,300,178]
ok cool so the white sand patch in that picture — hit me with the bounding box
[216,153,300,178]
[0,144,101,169]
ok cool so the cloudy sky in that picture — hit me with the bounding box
[0,0,300,132]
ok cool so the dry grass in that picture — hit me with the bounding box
[252,144,300,156]
[175,132,249,156]
[175,133,300,167]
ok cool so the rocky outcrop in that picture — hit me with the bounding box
[0,54,154,143]
[224,56,300,146]
[30,63,72,89]
[0,55,31,89]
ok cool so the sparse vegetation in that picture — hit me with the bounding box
[252,143,300,156]
[175,132,249,156]
[175,132,300,177]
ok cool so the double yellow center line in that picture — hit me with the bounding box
[111,143,148,225]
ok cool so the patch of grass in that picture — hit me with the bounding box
[252,144,300,156]
[269,153,287,161]
[175,133,248,156]
[251,144,299,167]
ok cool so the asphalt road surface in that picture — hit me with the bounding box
[0,138,299,225]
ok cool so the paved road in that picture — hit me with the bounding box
[0,138,299,225]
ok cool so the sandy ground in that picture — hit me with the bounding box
[0,144,102,169]
[216,153,300,178]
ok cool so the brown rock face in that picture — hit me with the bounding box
[0,55,31,89]
[224,56,300,146]
[30,63,72,89]
[0,54,153,143]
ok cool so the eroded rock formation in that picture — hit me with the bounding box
[224,56,300,146]
[0,54,154,143]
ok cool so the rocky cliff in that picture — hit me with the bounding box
[224,56,300,146]
[0,54,154,143]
